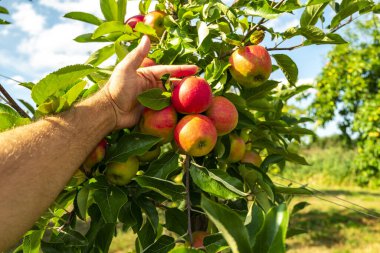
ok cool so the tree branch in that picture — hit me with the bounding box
[266,43,304,51]
[0,83,31,119]
[330,16,356,33]
[185,155,192,245]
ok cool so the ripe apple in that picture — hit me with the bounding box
[106,156,139,185]
[229,45,272,88]
[171,76,213,114]
[143,11,166,38]
[139,105,178,144]
[140,57,156,68]
[174,114,217,157]
[241,150,262,167]
[137,145,161,162]
[82,139,107,174]
[192,231,209,249]
[125,14,144,30]
[206,96,238,136]
[227,134,246,163]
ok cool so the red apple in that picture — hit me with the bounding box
[106,156,139,185]
[192,231,209,249]
[229,45,272,88]
[125,14,144,30]
[227,134,246,163]
[241,150,262,167]
[139,105,178,143]
[140,57,156,68]
[171,76,213,114]
[206,96,238,136]
[144,11,166,38]
[137,145,161,162]
[82,139,107,174]
[174,114,217,157]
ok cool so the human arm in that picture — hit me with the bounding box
[0,36,197,250]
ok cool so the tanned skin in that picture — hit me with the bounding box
[0,36,197,251]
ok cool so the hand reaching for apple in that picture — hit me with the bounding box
[102,35,198,130]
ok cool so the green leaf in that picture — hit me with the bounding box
[139,0,152,15]
[197,21,209,47]
[245,2,282,19]
[190,164,247,200]
[306,0,331,5]
[0,19,10,25]
[22,230,44,253]
[117,0,127,23]
[165,208,187,236]
[274,186,312,195]
[74,33,112,43]
[134,176,185,201]
[100,0,119,21]
[291,201,310,214]
[145,151,180,179]
[86,44,115,66]
[135,22,157,36]
[245,202,265,245]
[330,0,372,28]
[304,33,347,45]
[93,186,128,223]
[169,247,203,253]
[137,221,156,250]
[0,6,9,14]
[246,98,275,112]
[0,103,19,117]
[75,186,90,221]
[18,100,35,114]
[201,196,252,253]
[92,21,131,39]
[0,113,30,132]
[204,233,229,253]
[64,12,103,25]
[272,54,298,85]
[107,133,161,163]
[143,235,175,253]
[253,203,289,253]
[31,64,96,105]
[136,198,159,232]
[300,3,328,27]
[137,88,171,110]
[63,80,87,107]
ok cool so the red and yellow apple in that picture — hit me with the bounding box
[143,11,166,38]
[171,76,213,114]
[192,231,209,249]
[106,156,139,185]
[229,45,272,88]
[206,96,238,136]
[82,139,107,174]
[174,114,217,157]
[140,57,156,68]
[125,14,144,29]
[241,150,262,167]
[137,145,161,162]
[139,105,178,143]
[227,134,246,163]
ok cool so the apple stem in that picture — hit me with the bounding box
[185,154,193,245]
[0,83,31,119]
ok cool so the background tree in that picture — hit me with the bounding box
[310,16,380,186]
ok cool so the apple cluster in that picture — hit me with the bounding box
[125,11,166,39]
[140,75,239,158]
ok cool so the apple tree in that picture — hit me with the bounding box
[0,0,378,252]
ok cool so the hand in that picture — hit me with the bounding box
[103,35,198,129]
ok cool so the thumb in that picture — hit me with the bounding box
[118,35,151,70]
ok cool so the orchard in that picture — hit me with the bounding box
[0,0,379,252]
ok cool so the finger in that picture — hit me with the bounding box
[144,65,198,79]
[117,35,151,70]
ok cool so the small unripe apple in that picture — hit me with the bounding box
[241,150,262,167]
[229,45,272,88]
[125,14,145,29]
[174,114,217,157]
[206,96,238,136]
[82,139,107,174]
[140,57,156,68]
[227,134,246,163]
[144,11,166,38]
[171,76,213,114]
[137,145,161,162]
[192,231,209,249]
[106,156,139,185]
[139,105,178,144]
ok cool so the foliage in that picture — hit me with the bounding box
[0,0,378,252]
[310,16,380,186]
[0,3,10,25]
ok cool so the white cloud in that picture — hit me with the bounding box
[12,3,45,35]
[39,0,102,16]
[267,18,299,32]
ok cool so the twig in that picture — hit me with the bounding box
[0,73,23,84]
[0,83,31,119]
[266,43,304,51]
[185,155,193,245]
[330,16,357,33]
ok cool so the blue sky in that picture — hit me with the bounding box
[0,0,365,136]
